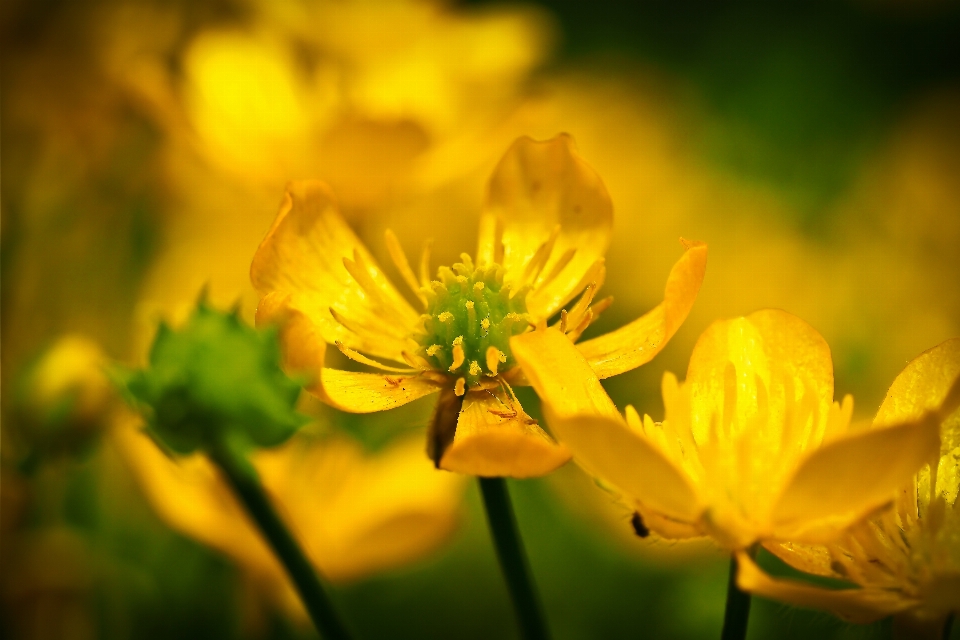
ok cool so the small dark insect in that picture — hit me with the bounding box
[631,512,650,538]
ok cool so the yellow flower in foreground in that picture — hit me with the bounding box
[735,338,960,632]
[512,309,943,550]
[251,134,707,478]
[112,415,464,613]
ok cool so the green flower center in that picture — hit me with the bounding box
[414,254,530,389]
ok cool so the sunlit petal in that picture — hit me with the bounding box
[510,327,619,419]
[735,551,913,623]
[251,180,420,362]
[577,240,707,378]
[257,292,441,413]
[439,388,571,478]
[685,309,834,448]
[478,134,614,319]
[770,414,940,539]
[544,409,701,523]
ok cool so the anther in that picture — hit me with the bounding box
[486,347,506,376]
[438,311,454,323]
[480,318,491,332]
[469,361,481,377]
[466,300,476,330]
[449,337,465,372]
[473,281,485,295]
[454,377,466,396]
[426,344,442,356]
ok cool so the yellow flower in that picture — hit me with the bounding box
[15,335,117,454]
[251,134,707,478]
[734,338,960,631]
[512,309,943,549]
[111,415,464,617]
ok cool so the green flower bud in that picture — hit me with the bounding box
[125,301,307,455]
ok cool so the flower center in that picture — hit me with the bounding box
[414,254,530,390]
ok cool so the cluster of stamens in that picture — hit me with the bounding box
[414,254,531,395]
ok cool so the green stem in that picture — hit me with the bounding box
[943,614,954,640]
[721,546,758,640]
[478,477,550,640]
[210,444,351,640]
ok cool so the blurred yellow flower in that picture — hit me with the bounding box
[251,134,707,478]
[15,335,117,454]
[116,0,555,211]
[112,414,464,616]
[513,309,943,551]
[736,338,960,632]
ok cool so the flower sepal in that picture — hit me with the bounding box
[123,299,308,456]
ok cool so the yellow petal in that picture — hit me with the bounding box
[478,134,614,319]
[763,540,838,579]
[510,327,619,419]
[257,292,441,412]
[250,180,419,362]
[735,550,914,623]
[685,309,834,447]
[511,327,699,520]
[255,434,466,583]
[875,338,960,507]
[116,414,465,589]
[577,240,707,379]
[633,506,704,539]
[875,337,960,426]
[439,388,571,478]
[770,414,940,539]
[543,410,700,523]
[110,418,279,578]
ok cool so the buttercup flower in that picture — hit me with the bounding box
[512,309,943,548]
[251,134,707,477]
[113,416,464,617]
[735,338,960,634]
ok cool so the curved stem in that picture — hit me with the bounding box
[211,444,351,640]
[478,477,550,640]
[721,546,758,640]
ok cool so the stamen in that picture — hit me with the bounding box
[519,226,559,288]
[536,246,577,291]
[465,300,476,332]
[335,341,416,373]
[473,281,485,294]
[565,282,598,330]
[438,311,454,323]
[590,295,614,318]
[385,229,427,306]
[486,346,506,376]
[419,239,434,288]
[329,307,413,349]
[426,344,442,356]
[480,318,491,332]
[454,377,466,396]
[558,309,568,333]
[401,351,432,370]
[469,361,481,377]
[566,308,594,342]
[449,338,465,371]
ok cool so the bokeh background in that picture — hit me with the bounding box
[3,0,960,638]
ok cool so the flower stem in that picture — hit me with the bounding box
[210,443,351,640]
[721,546,758,640]
[478,476,550,640]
